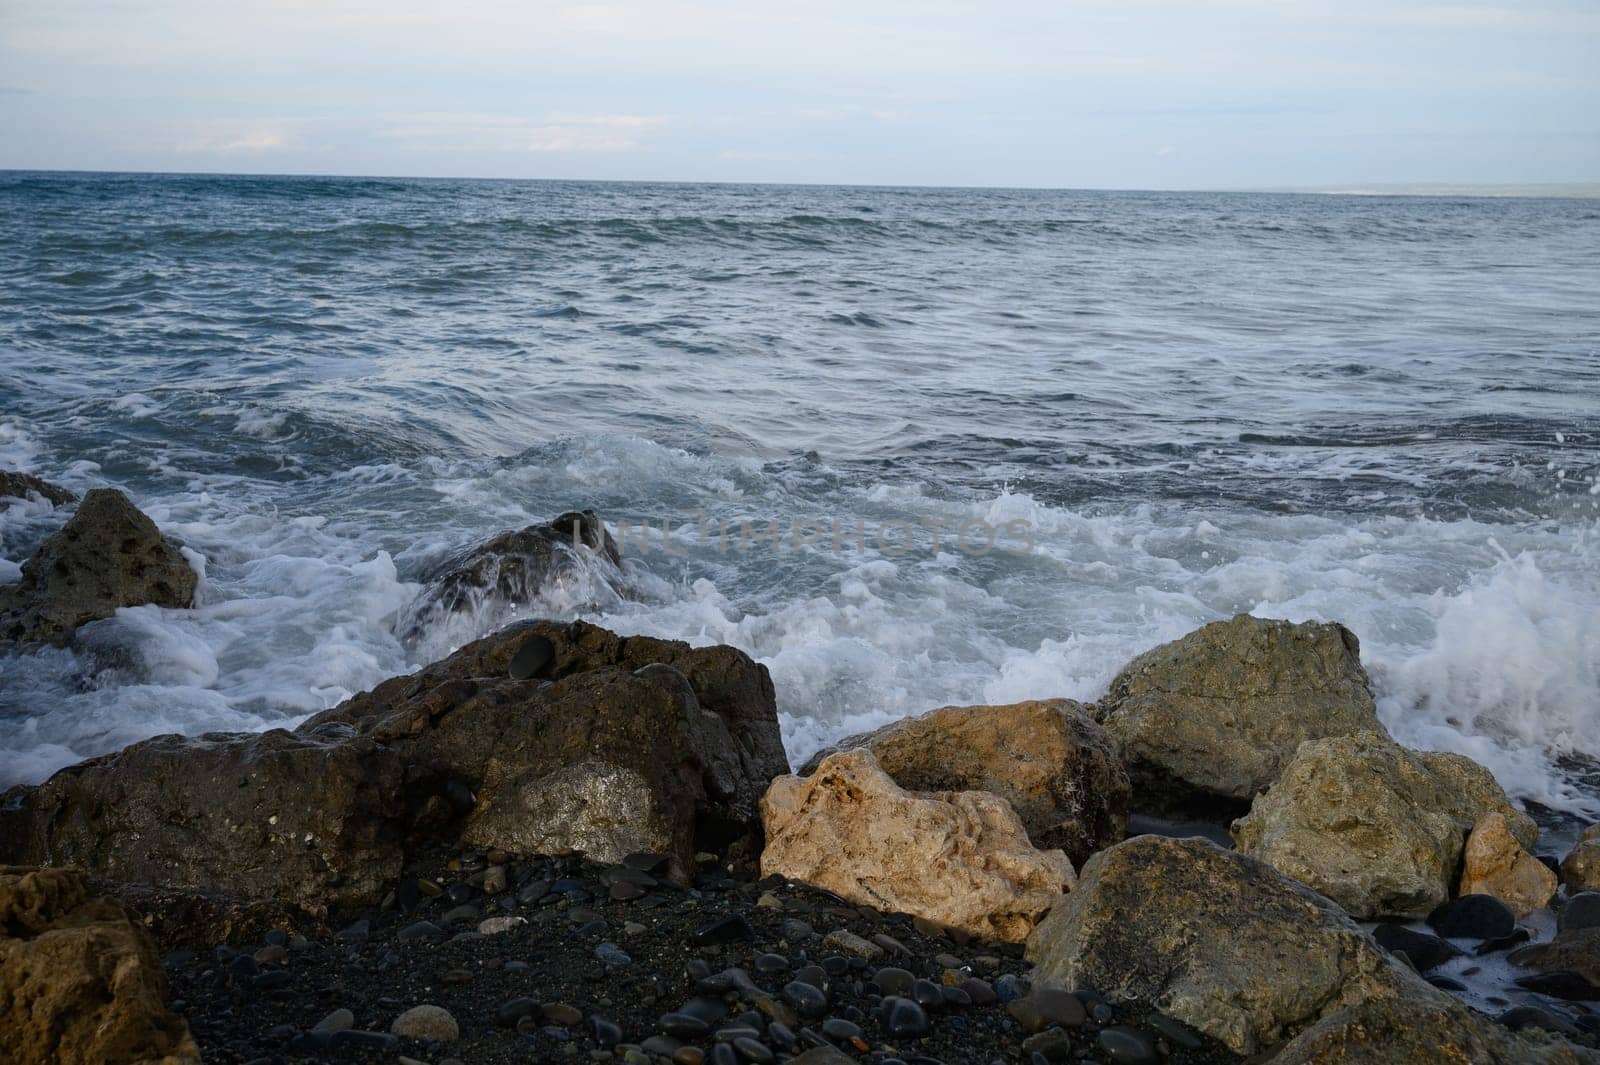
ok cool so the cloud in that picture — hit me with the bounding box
[527,126,640,152]
[176,122,294,154]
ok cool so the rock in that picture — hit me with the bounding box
[1026,834,1483,1056]
[1231,731,1538,918]
[1515,971,1600,1001]
[1370,923,1461,971]
[390,1004,459,1042]
[404,510,623,634]
[1562,824,1600,893]
[1429,894,1517,941]
[0,470,76,509]
[1561,893,1600,933]
[797,698,1129,865]
[760,749,1075,943]
[1096,615,1382,809]
[1512,928,1600,985]
[1267,995,1599,1064]
[0,488,198,645]
[1460,811,1559,917]
[1098,1026,1159,1065]
[0,619,784,908]
[0,866,200,1065]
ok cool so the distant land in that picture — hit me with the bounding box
[1289,183,1600,199]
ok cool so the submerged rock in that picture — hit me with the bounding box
[1096,615,1382,810]
[0,619,785,909]
[0,470,76,509]
[0,488,198,645]
[1460,810,1558,917]
[0,866,200,1065]
[404,509,623,635]
[1511,927,1600,986]
[760,749,1075,942]
[1024,834,1590,1061]
[1562,824,1600,893]
[1231,730,1537,918]
[798,698,1129,865]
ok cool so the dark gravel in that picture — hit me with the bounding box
[164,847,1246,1065]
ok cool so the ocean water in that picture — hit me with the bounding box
[2,171,1598,830]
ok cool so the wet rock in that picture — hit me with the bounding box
[1562,824,1600,893]
[1370,923,1460,971]
[1511,927,1600,985]
[390,1004,459,1042]
[1026,834,1448,1055]
[0,488,198,645]
[1098,1026,1159,1064]
[1428,894,1517,941]
[798,698,1129,865]
[405,510,623,634]
[1232,731,1537,918]
[1460,811,1558,917]
[1,619,784,906]
[1096,615,1381,808]
[1514,971,1600,1001]
[0,470,76,509]
[0,866,200,1065]
[1561,892,1600,934]
[761,749,1075,943]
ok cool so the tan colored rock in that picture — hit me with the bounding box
[1231,731,1537,918]
[1460,811,1558,917]
[1561,823,1600,893]
[1097,615,1382,808]
[1024,835,1593,1062]
[0,866,200,1065]
[760,749,1075,943]
[798,699,1129,866]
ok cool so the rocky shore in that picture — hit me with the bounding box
[2,476,1600,1065]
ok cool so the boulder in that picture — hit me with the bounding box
[0,619,785,911]
[1024,834,1586,1060]
[1460,810,1559,917]
[1231,731,1537,918]
[404,509,623,636]
[797,699,1129,865]
[0,488,197,645]
[1511,927,1600,986]
[1562,824,1600,893]
[0,866,200,1065]
[0,470,76,509]
[1268,994,1600,1065]
[1096,615,1382,809]
[760,749,1075,943]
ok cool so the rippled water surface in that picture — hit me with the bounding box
[2,172,1597,820]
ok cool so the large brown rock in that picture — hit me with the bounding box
[0,866,199,1065]
[1,619,786,910]
[1024,834,1587,1061]
[0,470,76,508]
[1231,731,1537,918]
[797,699,1129,866]
[761,749,1075,943]
[1097,615,1382,809]
[0,488,198,645]
[1562,824,1600,893]
[1460,810,1558,917]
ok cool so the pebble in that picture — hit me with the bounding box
[879,996,930,1038]
[822,929,882,960]
[596,942,633,966]
[1098,1025,1159,1064]
[660,1013,711,1039]
[397,920,445,942]
[1006,989,1085,1032]
[1147,1012,1204,1050]
[478,915,526,935]
[253,944,288,965]
[590,1015,623,1048]
[610,881,646,901]
[495,997,539,1027]
[693,914,754,946]
[781,918,816,941]
[672,1049,706,1065]
[543,1002,584,1026]
[783,979,829,1017]
[313,1008,355,1033]
[390,1004,459,1042]
[732,1036,775,1062]
[874,967,915,995]
[483,865,508,895]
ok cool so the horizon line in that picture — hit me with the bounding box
[3,166,1598,201]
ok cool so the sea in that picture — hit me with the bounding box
[2,171,1597,837]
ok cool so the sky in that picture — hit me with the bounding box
[1,0,1596,188]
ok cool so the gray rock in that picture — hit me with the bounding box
[1097,614,1382,808]
[0,470,76,509]
[1024,833,1584,1061]
[1232,731,1538,918]
[0,488,197,645]
[389,1004,458,1042]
